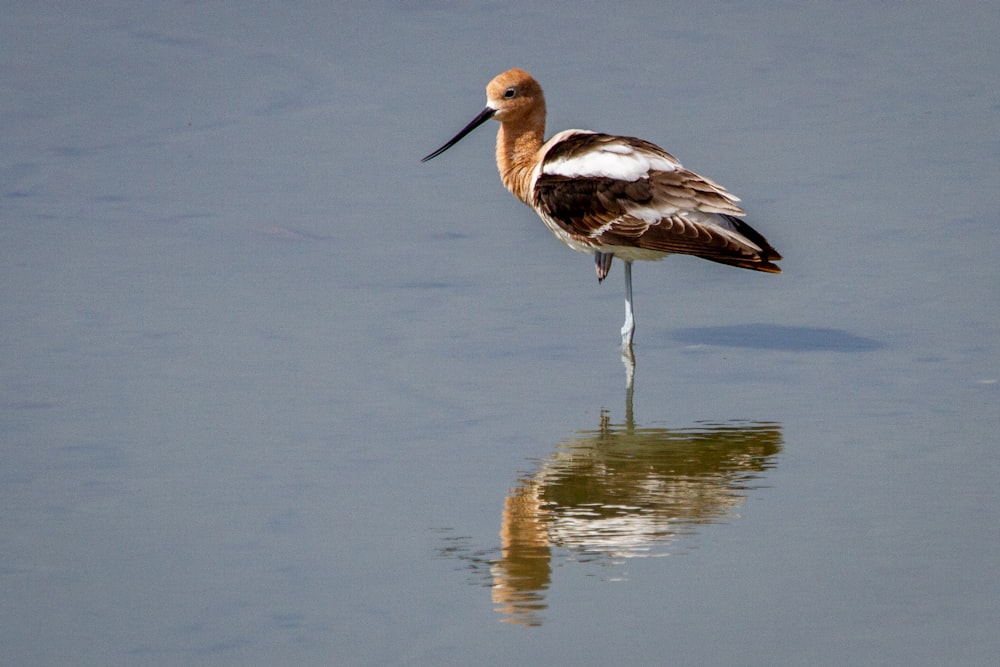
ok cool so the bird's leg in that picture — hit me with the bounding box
[621,344,635,396]
[621,260,635,347]
[594,252,613,282]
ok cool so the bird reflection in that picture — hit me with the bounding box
[489,358,782,626]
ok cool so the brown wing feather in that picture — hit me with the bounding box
[534,133,781,273]
[632,214,782,273]
[653,172,745,216]
[534,172,781,273]
[534,173,633,238]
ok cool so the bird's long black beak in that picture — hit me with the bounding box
[421,107,497,162]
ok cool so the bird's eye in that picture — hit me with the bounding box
[504,87,516,99]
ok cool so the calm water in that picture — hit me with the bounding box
[3,2,998,665]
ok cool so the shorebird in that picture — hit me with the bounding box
[422,68,781,347]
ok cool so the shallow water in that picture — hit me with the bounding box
[3,1,999,665]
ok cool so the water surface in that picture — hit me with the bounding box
[2,1,998,665]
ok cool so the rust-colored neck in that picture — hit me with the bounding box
[495,107,545,206]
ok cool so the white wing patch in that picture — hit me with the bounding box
[630,205,680,222]
[542,134,680,182]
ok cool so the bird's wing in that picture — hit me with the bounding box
[533,132,781,272]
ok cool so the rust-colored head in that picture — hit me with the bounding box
[421,68,545,162]
[484,68,545,123]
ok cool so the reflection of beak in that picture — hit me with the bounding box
[421,107,497,162]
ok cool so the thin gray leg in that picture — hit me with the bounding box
[621,260,635,347]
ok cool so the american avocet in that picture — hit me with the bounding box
[422,68,781,347]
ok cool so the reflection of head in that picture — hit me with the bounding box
[491,484,551,626]
[492,417,782,624]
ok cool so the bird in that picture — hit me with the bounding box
[422,68,781,348]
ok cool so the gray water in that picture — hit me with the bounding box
[3,2,998,665]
